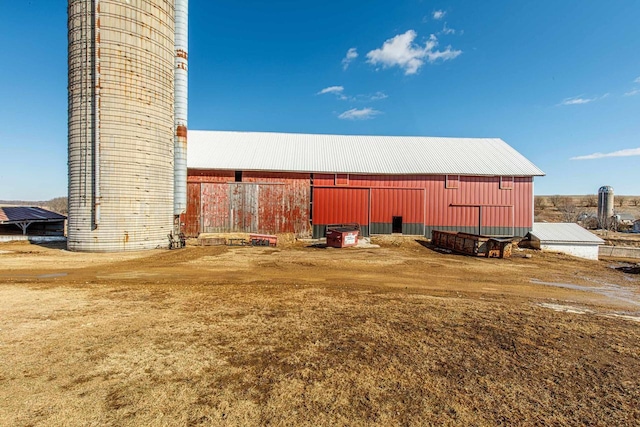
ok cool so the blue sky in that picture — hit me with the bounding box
[1,1,639,200]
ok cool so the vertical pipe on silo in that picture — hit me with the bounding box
[174,0,189,218]
[93,0,101,226]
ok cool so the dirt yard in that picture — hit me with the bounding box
[1,238,639,426]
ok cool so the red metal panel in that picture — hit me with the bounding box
[313,174,336,186]
[183,182,201,236]
[312,188,369,225]
[189,169,533,234]
[371,188,423,223]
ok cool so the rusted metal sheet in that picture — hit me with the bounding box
[201,183,230,233]
[183,183,201,237]
[432,230,512,258]
[186,171,311,236]
[188,169,235,183]
[229,183,259,232]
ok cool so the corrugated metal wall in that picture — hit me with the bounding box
[185,171,534,239]
[68,0,175,252]
[312,174,533,237]
[312,188,370,238]
[183,171,311,236]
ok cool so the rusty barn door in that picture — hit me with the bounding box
[183,182,201,236]
[229,183,259,232]
[201,183,230,233]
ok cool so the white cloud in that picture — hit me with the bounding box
[342,48,358,70]
[318,87,388,102]
[634,76,640,84]
[560,96,594,105]
[433,10,446,20]
[338,108,381,120]
[625,88,640,97]
[559,93,608,106]
[318,86,345,96]
[367,91,388,101]
[366,30,462,75]
[441,22,456,35]
[571,147,640,160]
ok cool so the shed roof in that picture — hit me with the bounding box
[615,213,636,221]
[188,130,545,176]
[0,207,66,224]
[529,223,604,245]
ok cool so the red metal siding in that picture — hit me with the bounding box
[371,188,423,223]
[187,170,534,236]
[313,174,533,230]
[312,188,369,225]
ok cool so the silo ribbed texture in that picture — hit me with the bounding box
[68,0,175,251]
[174,0,188,216]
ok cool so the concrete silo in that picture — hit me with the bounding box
[68,0,187,251]
[597,186,614,229]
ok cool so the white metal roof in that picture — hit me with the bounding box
[187,130,545,176]
[529,223,604,245]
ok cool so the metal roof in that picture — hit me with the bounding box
[0,207,66,224]
[529,223,604,245]
[188,130,545,176]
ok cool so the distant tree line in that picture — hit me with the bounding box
[46,197,68,215]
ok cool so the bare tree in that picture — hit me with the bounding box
[557,197,578,222]
[534,197,545,215]
[617,196,625,208]
[549,195,562,208]
[47,197,68,215]
[582,194,597,207]
[631,198,640,207]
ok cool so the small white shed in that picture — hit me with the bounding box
[527,223,604,260]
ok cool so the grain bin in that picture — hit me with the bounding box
[68,0,176,251]
[597,186,614,229]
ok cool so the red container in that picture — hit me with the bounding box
[326,227,359,248]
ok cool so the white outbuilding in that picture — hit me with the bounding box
[527,223,604,260]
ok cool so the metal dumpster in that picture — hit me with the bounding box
[326,224,360,248]
[431,230,512,258]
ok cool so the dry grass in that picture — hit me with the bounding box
[0,239,639,426]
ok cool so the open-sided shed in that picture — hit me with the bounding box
[0,207,66,239]
[184,131,544,238]
[527,223,604,260]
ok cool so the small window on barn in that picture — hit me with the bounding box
[235,171,243,182]
[500,176,514,190]
[335,174,349,186]
[445,175,459,189]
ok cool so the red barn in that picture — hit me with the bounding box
[184,131,544,238]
